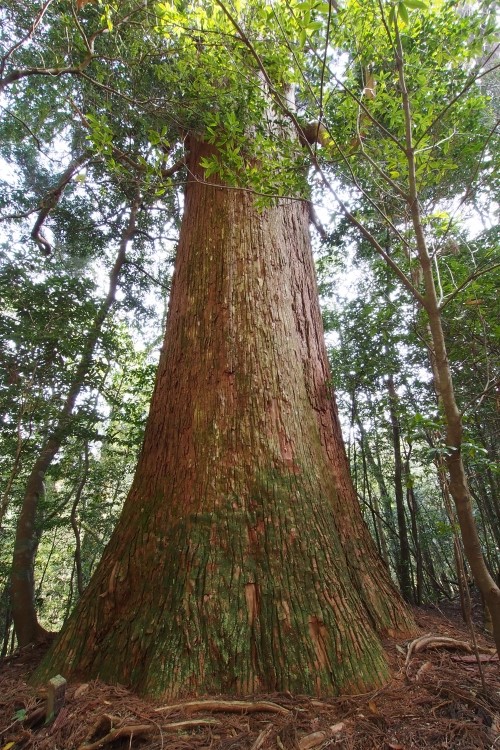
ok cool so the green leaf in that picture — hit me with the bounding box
[148,130,160,145]
[404,0,427,8]
[398,2,409,24]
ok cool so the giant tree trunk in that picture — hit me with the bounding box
[36,140,414,698]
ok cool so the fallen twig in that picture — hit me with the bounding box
[164,718,220,729]
[250,722,274,750]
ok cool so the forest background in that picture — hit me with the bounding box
[0,0,499,667]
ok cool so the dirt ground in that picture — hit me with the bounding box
[1,601,499,750]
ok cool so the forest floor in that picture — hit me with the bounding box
[1,599,499,750]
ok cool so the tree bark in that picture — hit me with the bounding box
[36,139,414,698]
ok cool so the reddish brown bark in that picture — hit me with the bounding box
[36,140,414,697]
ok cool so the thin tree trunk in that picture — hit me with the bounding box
[0,417,25,529]
[70,443,90,598]
[386,375,413,602]
[422,289,500,648]
[405,454,423,605]
[0,585,13,658]
[11,197,140,647]
[469,418,500,552]
[355,412,390,568]
[354,411,397,567]
[36,139,414,698]
[394,23,500,652]
[358,436,389,566]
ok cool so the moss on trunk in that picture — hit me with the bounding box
[35,139,414,697]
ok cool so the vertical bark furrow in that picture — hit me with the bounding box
[36,139,414,697]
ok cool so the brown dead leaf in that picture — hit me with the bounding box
[298,731,329,750]
[74,684,90,699]
[298,723,344,750]
[368,700,378,714]
[330,723,344,733]
[76,0,96,10]
[415,661,433,681]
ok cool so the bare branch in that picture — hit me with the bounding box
[440,262,500,310]
[461,378,500,417]
[414,45,500,147]
[0,208,38,223]
[0,64,87,93]
[30,152,92,255]
[0,0,55,77]
[0,0,147,93]
[0,107,44,151]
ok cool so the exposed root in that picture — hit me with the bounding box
[405,633,494,668]
[84,712,121,740]
[1,603,499,750]
[78,716,221,750]
[154,698,290,715]
[78,722,153,750]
